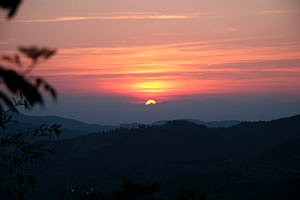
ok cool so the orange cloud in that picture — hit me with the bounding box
[28,37,300,103]
[16,13,198,23]
[259,10,289,16]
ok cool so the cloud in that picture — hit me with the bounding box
[3,36,299,100]
[16,13,199,23]
[42,58,300,78]
[31,38,300,101]
[0,40,10,46]
[223,27,239,33]
[259,10,289,16]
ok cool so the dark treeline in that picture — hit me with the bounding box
[26,115,300,200]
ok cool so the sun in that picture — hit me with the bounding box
[145,99,157,105]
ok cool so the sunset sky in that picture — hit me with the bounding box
[1,0,300,124]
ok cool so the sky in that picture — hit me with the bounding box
[1,0,300,124]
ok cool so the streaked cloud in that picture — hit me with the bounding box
[0,40,10,45]
[29,38,300,101]
[16,13,200,23]
[259,10,289,16]
[223,27,239,33]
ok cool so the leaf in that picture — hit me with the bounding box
[18,46,56,63]
[44,82,57,100]
[0,91,16,111]
[14,54,22,66]
[35,78,57,100]
[2,55,14,63]
[0,0,23,19]
[0,66,43,106]
[35,77,43,88]
[2,55,23,66]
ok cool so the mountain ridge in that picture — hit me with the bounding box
[27,114,300,200]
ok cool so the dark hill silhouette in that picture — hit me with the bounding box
[0,113,113,139]
[231,114,300,129]
[211,139,300,200]
[152,119,241,128]
[1,113,242,139]
[26,114,300,199]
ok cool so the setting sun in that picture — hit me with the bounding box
[145,99,157,105]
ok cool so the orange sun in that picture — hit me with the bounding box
[145,99,157,105]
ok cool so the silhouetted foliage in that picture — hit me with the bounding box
[0,5,61,199]
[0,46,57,115]
[0,97,61,200]
[0,0,23,19]
[1,0,57,113]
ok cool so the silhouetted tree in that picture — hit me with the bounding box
[0,51,60,199]
[0,2,61,199]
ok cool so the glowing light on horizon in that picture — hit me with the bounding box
[145,99,157,105]
[132,81,171,93]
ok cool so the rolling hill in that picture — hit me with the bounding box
[27,114,300,199]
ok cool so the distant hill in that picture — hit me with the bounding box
[216,139,300,200]
[1,113,241,139]
[2,113,113,139]
[152,119,241,128]
[28,114,300,200]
